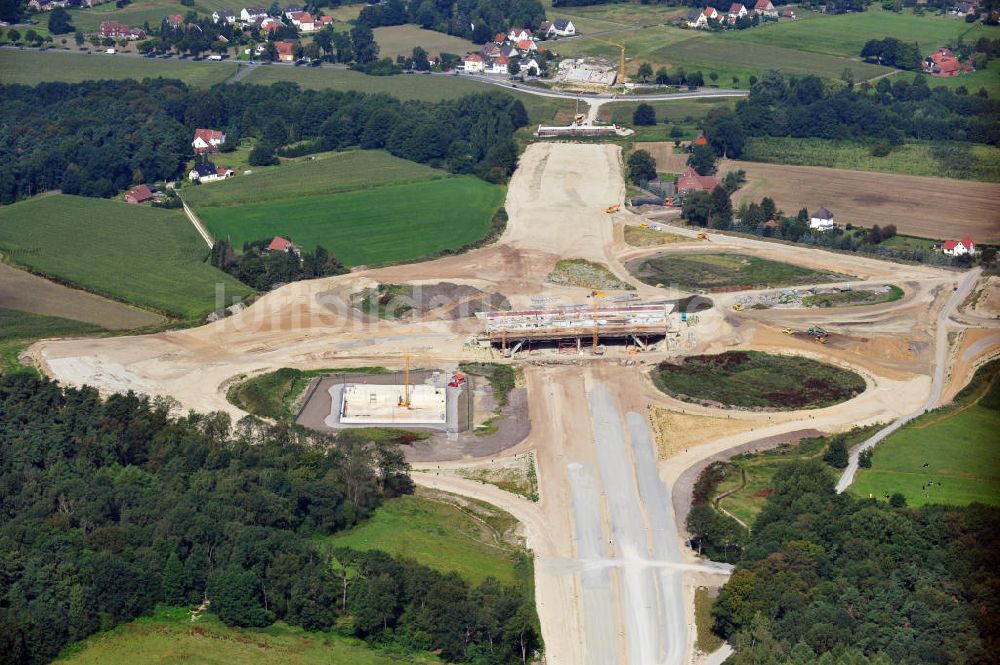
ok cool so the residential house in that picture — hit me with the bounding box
[500,44,519,59]
[267,236,301,255]
[727,3,748,22]
[782,8,796,18]
[240,6,267,23]
[288,11,315,32]
[942,236,976,256]
[481,43,501,58]
[100,21,144,39]
[463,53,485,73]
[762,219,780,231]
[552,19,576,36]
[283,3,302,18]
[677,167,720,193]
[809,207,835,231]
[493,32,507,44]
[80,0,112,6]
[27,0,68,11]
[316,15,334,28]
[516,39,538,55]
[192,128,226,154]
[124,184,154,204]
[275,40,295,61]
[685,8,705,26]
[753,0,778,17]
[213,9,236,24]
[165,14,183,29]
[487,54,509,75]
[538,21,554,38]
[687,7,719,28]
[520,57,541,75]
[188,162,235,183]
[924,47,970,77]
[507,27,533,42]
[259,16,284,36]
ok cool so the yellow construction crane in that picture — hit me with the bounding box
[592,290,606,354]
[588,36,626,87]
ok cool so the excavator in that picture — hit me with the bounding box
[605,204,620,213]
[696,233,708,240]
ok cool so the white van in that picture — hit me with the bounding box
[207,54,223,61]
[105,48,116,54]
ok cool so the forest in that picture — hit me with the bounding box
[711,460,1000,664]
[0,79,529,204]
[0,373,540,665]
[357,0,546,43]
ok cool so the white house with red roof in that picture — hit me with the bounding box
[463,53,485,73]
[727,3,748,21]
[487,54,510,74]
[267,236,301,255]
[192,129,226,154]
[515,39,538,54]
[753,0,778,17]
[275,40,296,61]
[942,236,976,256]
[507,27,533,42]
[687,6,719,27]
[288,11,315,32]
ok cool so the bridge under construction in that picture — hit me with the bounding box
[476,302,675,355]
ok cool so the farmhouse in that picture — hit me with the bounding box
[166,14,183,29]
[240,6,267,22]
[463,53,485,73]
[124,184,154,205]
[942,236,976,256]
[753,0,778,17]
[677,167,719,193]
[192,128,226,154]
[100,21,145,39]
[212,9,236,24]
[267,236,301,255]
[188,162,234,183]
[809,207,835,231]
[924,48,971,77]
[275,40,296,62]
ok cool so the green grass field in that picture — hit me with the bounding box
[0,49,236,87]
[327,493,521,586]
[65,0,251,33]
[55,606,442,665]
[227,366,385,420]
[0,195,251,319]
[0,308,106,375]
[653,350,866,410]
[850,361,1000,507]
[802,284,904,308]
[741,137,1000,182]
[609,97,736,140]
[183,150,444,208]
[196,176,505,267]
[373,24,477,59]
[628,252,846,290]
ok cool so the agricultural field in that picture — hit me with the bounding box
[0,49,236,87]
[0,195,251,319]
[373,25,477,59]
[741,137,1000,183]
[183,150,444,208]
[725,5,999,59]
[627,252,843,290]
[652,350,866,410]
[851,360,1000,507]
[723,159,1000,242]
[0,308,104,374]
[327,491,523,586]
[55,606,442,665]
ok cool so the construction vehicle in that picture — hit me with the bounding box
[732,303,744,312]
[574,113,586,126]
[605,204,620,214]
[640,223,649,229]
[696,232,708,240]
[807,325,829,343]
[782,328,794,336]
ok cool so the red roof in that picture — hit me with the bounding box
[754,0,772,8]
[275,41,295,56]
[693,135,708,146]
[704,6,717,15]
[268,237,293,252]
[291,10,313,22]
[497,54,509,64]
[729,3,745,12]
[125,184,153,202]
[516,39,534,49]
[465,53,483,62]
[167,14,182,24]
[494,32,505,42]
[194,128,224,144]
[942,240,959,250]
[677,167,719,192]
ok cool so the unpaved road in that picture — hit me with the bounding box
[28,142,996,665]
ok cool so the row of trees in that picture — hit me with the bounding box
[0,372,540,665]
[860,37,924,70]
[0,79,529,203]
[209,238,347,291]
[711,460,999,663]
[357,0,546,44]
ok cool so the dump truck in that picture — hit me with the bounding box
[605,204,620,213]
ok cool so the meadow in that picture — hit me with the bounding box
[850,360,1000,507]
[741,137,1000,182]
[183,150,444,208]
[0,195,252,319]
[327,493,522,586]
[0,49,236,87]
[609,97,736,140]
[196,177,505,267]
[652,350,866,410]
[628,252,842,290]
[55,607,442,665]
[0,307,104,374]
[373,24,477,59]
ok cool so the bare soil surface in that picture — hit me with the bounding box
[725,159,1000,242]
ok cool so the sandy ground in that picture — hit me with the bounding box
[724,159,1000,242]
[28,142,1000,665]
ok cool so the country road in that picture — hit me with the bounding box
[836,268,981,493]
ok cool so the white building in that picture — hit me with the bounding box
[552,19,576,36]
[942,236,976,256]
[240,6,267,23]
[809,207,836,231]
[727,2,748,21]
[507,27,533,42]
[463,53,485,73]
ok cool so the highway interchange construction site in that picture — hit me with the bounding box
[28,143,1000,665]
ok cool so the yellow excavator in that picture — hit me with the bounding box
[605,204,620,213]
[732,303,744,312]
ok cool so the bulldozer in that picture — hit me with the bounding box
[605,204,620,214]
[782,328,794,336]
[808,325,829,343]
[696,232,708,240]
[732,303,744,312]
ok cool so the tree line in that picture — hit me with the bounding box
[0,79,529,204]
[710,460,999,663]
[357,0,546,44]
[0,372,540,665]
[209,237,347,291]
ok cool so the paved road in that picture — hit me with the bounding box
[836,268,981,492]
